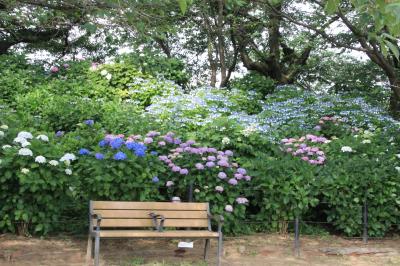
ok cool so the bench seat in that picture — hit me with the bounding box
[97,230,220,238]
[86,201,223,266]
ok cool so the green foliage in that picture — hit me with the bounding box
[230,72,276,96]
[0,55,44,104]
[120,53,190,87]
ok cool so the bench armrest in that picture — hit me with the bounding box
[91,213,102,232]
[208,214,224,233]
[149,212,165,232]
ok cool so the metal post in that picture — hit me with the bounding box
[188,181,193,202]
[294,216,300,257]
[363,199,368,244]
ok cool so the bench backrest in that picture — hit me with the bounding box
[90,201,211,230]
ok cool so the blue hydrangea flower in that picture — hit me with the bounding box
[99,140,107,147]
[114,151,127,160]
[84,119,94,126]
[55,131,64,137]
[110,138,124,149]
[150,151,158,155]
[152,176,159,183]
[79,148,90,155]
[95,153,104,160]
[135,149,146,157]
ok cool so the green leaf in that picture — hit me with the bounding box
[178,0,187,15]
[325,0,339,14]
[385,40,400,59]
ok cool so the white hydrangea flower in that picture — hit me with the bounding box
[341,146,353,153]
[0,131,4,138]
[2,145,11,150]
[14,137,27,144]
[222,137,230,145]
[60,153,76,162]
[65,169,72,175]
[396,166,400,173]
[105,73,112,80]
[36,134,49,142]
[35,155,46,164]
[100,69,108,76]
[362,139,371,144]
[194,189,200,193]
[18,148,33,156]
[0,125,8,130]
[21,141,31,147]
[396,154,400,159]
[17,131,33,139]
[49,160,59,166]
[21,168,30,174]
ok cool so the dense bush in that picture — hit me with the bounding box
[1,57,400,238]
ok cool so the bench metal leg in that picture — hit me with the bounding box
[203,239,210,260]
[94,234,100,266]
[217,234,223,266]
[86,235,93,265]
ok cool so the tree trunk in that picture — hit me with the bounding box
[216,0,227,85]
[389,77,400,118]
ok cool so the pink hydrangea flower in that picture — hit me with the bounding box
[225,205,233,212]
[206,161,215,168]
[50,66,59,73]
[215,186,224,192]
[166,181,174,187]
[236,197,249,204]
[158,141,166,146]
[234,173,243,180]
[172,166,181,172]
[237,168,246,175]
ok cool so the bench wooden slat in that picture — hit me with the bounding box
[94,210,207,219]
[98,230,219,238]
[93,218,209,228]
[92,201,208,210]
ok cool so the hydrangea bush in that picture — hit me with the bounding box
[0,126,77,235]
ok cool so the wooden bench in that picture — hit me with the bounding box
[86,201,224,266]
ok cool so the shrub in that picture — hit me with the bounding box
[0,124,77,235]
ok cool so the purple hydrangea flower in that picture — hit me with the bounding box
[179,168,189,175]
[166,180,174,187]
[228,178,238,185]
[172,166,181,172]
[207,147,217,153]
[234,173,243,180]
[205,161,215,168]
[173,138,182,145]
[224,150,233,156]
[218,172,227,179]
[237,168,247,175]
[207,156,216,161]
[114,151,127,160]
[144,137,153,144]
[195,163,204,170]
[55,131,64,137]
[95,153,104,160]
[244,175,252,181]
[152,176,159,183]
[150,151,158,155]
[217,160,229,167]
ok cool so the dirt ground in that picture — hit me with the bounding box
[1,233,400,266]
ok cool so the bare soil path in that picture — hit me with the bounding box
[1,233,400,266]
